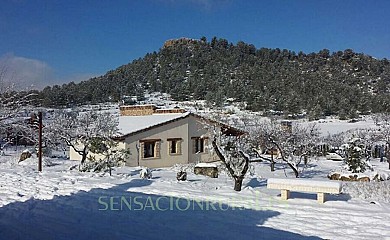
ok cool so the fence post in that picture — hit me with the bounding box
[38,111,42,172]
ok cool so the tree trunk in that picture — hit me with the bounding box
[271,141,299,178]
[234,177,244,191]
[212,139,249,192]
[79,151,88,171]
[271,154,275,171]
[80,145,88,167]
[81,153,87,166]
[290,163,299,178]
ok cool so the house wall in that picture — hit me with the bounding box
[69,115,220,168]
[124,117,190,168]
[187,116,219,163]
[69,141,127,161]
[69,145,82,161]
[124,115,218,168]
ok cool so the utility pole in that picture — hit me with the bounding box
[38,111,42,172]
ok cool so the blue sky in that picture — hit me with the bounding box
[1,0,389,89]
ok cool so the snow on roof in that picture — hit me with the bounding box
[118,112,190,137]
[195,163,218,168]
[268,178,341,190]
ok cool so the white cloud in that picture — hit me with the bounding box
[0,53,54,90]
[0,53,99,91]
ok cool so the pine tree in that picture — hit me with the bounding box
[346,143,367,173]
[35,37,390,115]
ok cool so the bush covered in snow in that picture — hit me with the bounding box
[18,156,54,167]
[79,152,126,173]
[140,167,152,179]
[343,181,390,203]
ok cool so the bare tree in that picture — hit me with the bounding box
[46,110,121,170]
[0,62,38,152]
[339,126,390,170]
[247,118,281,171]
[211,136,250,191]
[324,132,345,150]
[376,118,390,169]
[198,115,250,191]
[372,113,390,126]
[249,119,320,178]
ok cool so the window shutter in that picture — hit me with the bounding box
[177,140,182,155]
[204,138,209,153]
[155,141,161,158]
[192,138,197,154]
[139,142,144,159]
[168,140,172,154]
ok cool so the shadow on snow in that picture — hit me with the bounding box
[0,179,322,240]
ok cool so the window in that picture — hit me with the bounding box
[192,137,208,154]
[144,142,155,158]
[140,139,161,159]
[168,138,182,155]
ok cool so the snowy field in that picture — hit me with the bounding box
[301,117,379,137]
[1,149,390,240]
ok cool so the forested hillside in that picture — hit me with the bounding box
[38,37,390,118]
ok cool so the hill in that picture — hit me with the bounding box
[38,37,390,117]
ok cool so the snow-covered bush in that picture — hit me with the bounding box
[343,181,390,203]
[176,171,187,181]
[18,156,54,167]
[140,168,152,179]
[80,145,129,174]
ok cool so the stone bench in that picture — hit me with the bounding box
[267,178,341,203]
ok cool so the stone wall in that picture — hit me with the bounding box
[328,173,390,182]
[119,105,156,116]
[119,105,186,116]
[155,109,186,114]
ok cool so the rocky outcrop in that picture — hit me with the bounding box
[19,150,32,162]
[358,177,370,182]
[329,173,340,180]
[163,38,201,48]
[328,173,388,182]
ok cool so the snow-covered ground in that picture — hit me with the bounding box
[300,116,379,137]
[1,149,390,240]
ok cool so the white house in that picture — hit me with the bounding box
[69,105,244,168]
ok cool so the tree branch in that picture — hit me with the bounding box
[212,137,236,177]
